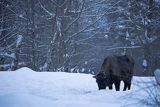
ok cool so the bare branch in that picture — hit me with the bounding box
[38,0,55,17]
[64,0,85,32]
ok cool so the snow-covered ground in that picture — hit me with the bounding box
[0,67,156,107]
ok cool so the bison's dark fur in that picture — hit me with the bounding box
[93,55,134,91]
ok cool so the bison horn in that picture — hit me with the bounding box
[93,75,97,78]
[93,73,105,79]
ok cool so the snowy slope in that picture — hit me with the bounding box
[0,67,156,107]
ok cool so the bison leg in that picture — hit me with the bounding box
[114,81,120,91]
[123,81,128,91]
[128,83,131,90]
[108,77,114,90]
[109,85,112,90]
[108,81,114,90]
[123,81,131,91]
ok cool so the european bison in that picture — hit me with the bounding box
[93,55,134,91]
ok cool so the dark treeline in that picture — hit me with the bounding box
[0,0,160,76]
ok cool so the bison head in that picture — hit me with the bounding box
[93,73,109,90]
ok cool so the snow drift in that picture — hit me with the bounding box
[0,67,156,107]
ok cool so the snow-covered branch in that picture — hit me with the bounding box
[50,0,68,8]
[0,53,15,59]
[106,46,142,51]
[64,0,85,32]
[38,0,55,17]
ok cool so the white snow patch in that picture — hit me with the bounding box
[131,41,135,45]
[0,67,156,107]
[15,67,35,72]
[142,59,148,67]
[19,14,23,18]
[41,63,47,70]
[1,53,16,59]
[71,68,74,72]
[16,35,23,47]
[0,93,56,107]
[81,68,85,72]
[118,25,125,29]
[56,18,61,32]
[126,31,129,40]
[0,64,11,68]
[154,69,160,84]
[85,61,88,65]
[104,34,109,39]
[64,54,69,58]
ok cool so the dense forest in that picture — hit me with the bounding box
[0,0,160,76]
